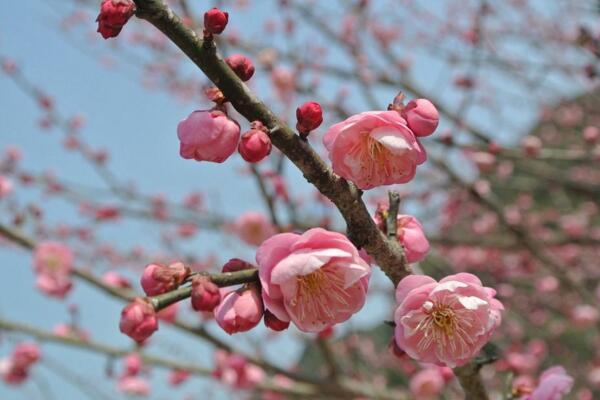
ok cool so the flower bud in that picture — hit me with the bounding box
[222,258,254,273]
[191,276,221,312]
[238,128,272,163]
[401,98,439,137]
[119,298,159,343]
[214,285,263,334]
[263,310,289,331]
[203,7,229,35]
[225,55,255,82]
[177,110,241,163]
[11,343,41,370]
[96,0,135,39]
[296,101,323,135]
[140,262,190,296]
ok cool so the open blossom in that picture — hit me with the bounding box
[34,241,73,275]
[177,110,240,163]
[256,228,371,332]
[323,111,426,189]
[375,211,430,263]
[119,298,159,342]
[33,241,74,298]
[410,367,445,399]
[394,273,503,367]
[232,211,276,246]
[140,262,190,296]
[522,366,574,400]
[214,285,263,334]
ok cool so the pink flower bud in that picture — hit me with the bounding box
[583,126,599,143]
[177,110,241,163]
[168,369,191,386]
[96,0,135,39]
[203,7,229,35]
[296,101,323,135]
[119,298,159,343]
[222,258,254,273]
[238,128,272,163]
[191,276,221,312]
[102,271,131,289]
[401,99,439,137]
[140,262,190,296]
[123,353,142,377]
[117,376,151,396]
[11,343,41,370]
[214,285,263,334]
[225,55,255,82]
[264,310,289,331]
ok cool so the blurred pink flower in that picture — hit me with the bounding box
[233,212,276,246]
[117,376,150,396]
[0,175,12,198]
[394,273,503,367]
[323,111,426,189]
[410,367,445,399]
[256,228,371,332]
[525,366,573,400]
[213,350,265,389]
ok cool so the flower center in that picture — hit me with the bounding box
[289,267,351,323]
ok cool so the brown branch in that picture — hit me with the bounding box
[132,0,410,286]
[454,362,490,400]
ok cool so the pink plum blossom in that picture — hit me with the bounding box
[177,110,240,163]
[214,285,263,334]
[394,273,503,367]
[33,242,74,297]
[232,211,276,246]
[256,228,371,332]
[410,367,445,399]
[323,111,426,189]
[0,175,12,198]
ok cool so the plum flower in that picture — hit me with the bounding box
[33,241,74,298]
[394,273,503,367]
[214,285,263,334]
[323,111,426,190]
[233,212,276,246]
[177,110,240,163]
[256,228,371,332]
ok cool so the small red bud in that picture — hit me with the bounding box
[225,55,255,82]
[296,101,323,136]
[96,0,135,39]
[264,310,290,331]
[203,7,229,35]
[191,276,221,312]
[238,128,272,163]
[221,258,254,273]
